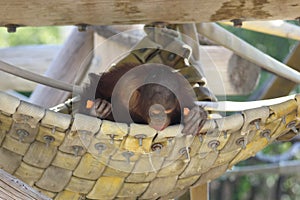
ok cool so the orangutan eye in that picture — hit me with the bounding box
[164,109,174,114]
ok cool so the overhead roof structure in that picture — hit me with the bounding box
[0,0,299,26]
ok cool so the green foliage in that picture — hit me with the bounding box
[0,26,64,95]
[262,142,292,155]
[235,176,252,200]
[218,22,299,102]
[0,26,63,47]
[219,23,297,61]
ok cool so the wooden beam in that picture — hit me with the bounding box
[0,1,299,27]
[0,169,50,200]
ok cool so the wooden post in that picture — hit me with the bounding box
[29,28,94,108]
[190,183,209,200]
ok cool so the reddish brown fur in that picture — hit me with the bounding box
[81,63,201,131]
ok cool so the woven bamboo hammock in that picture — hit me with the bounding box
[0,91,300,199]
[0,24,300,200]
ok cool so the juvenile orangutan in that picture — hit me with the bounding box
[81,63,207,135]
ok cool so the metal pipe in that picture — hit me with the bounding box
[197,23,300,84]
[220,20,300,41]
[0,60,82,94]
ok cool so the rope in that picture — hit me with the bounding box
[195,94,296,112]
